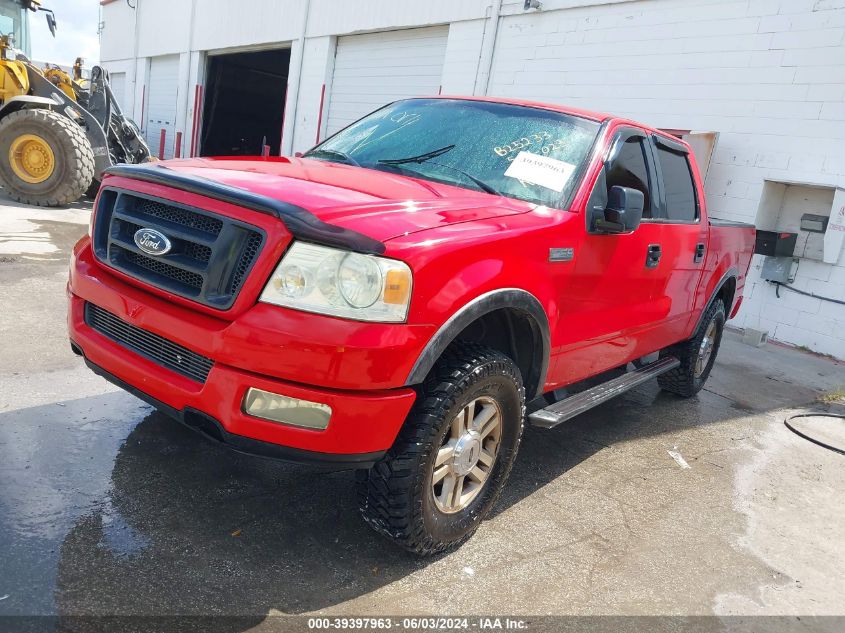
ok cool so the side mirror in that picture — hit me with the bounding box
[603,186,644,233]
[44,11,57,37]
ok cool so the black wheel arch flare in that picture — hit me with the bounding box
[405,288,551,400]
[694,266,739,334]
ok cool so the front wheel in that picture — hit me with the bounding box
[658,299,726,397]
[0,108,95,206]
[358,343,525,556]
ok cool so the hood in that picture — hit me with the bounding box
[152,157,534,243]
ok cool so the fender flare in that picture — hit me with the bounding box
[0,95,57,119]
[694,267,738,334]
[405,288,551,399]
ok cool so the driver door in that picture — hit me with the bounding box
[552,127,676,384]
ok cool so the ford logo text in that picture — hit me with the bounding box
[133,228,172,256]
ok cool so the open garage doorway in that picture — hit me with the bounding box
[200,47,290,156]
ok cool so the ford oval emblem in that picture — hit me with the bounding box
[133,228,172,256]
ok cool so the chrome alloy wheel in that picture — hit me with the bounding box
[431,396,502,514]
[695,319,718,378]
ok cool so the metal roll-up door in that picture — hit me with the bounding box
[326,26,448,136]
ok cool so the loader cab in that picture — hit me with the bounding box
[0,0,30,57]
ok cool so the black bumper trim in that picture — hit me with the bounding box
[82,354,386,469]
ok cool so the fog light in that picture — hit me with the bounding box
[242,388,331,430]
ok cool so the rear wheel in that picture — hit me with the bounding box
[658,300,725,397]
[0,108,95,206]
[358,343,525,555]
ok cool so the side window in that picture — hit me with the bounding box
[606,137,654,218]
[655,146,697,222]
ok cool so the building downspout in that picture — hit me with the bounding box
[474,0,503,96]
[132,0,142,126]
[281,0,312,156]
[179,0,198,158]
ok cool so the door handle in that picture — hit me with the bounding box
[694,242,706,263]
[646,244,662,269]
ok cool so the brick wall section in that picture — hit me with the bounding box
[489,0,845,358]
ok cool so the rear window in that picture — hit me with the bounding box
[655,147,697,222]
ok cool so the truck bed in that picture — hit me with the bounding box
[710,217,755,229]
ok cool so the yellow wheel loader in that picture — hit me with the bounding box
[0,0,151,206]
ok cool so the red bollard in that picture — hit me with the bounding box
[158,128,166,160]
[315,83,326,144]
[175,132,182,159]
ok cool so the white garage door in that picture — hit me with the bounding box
[108,71,127,113]
[326,26,448,136]
[145,55,179,159]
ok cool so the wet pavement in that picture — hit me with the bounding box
[1,195,844,629]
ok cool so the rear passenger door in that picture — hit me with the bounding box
[647,134,709,342]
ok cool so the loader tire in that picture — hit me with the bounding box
[357,342,525,556]
[0,108,95,207]
[658,299,725,397]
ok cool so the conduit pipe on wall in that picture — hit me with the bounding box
[281,0,312,156]
[474,0,503,96]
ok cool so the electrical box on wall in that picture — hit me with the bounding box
[754,230,798,257]
[760,256,798,284]
[800,213,829,233]
[754,182,836,263]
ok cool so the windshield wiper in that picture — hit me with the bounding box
[377,144,456,165]
[304,148,361,167]
[427,161,503,197]
[376,161,502,197]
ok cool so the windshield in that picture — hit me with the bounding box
[0,1,28,55]
[305,98,600,208]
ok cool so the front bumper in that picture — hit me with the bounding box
[79,354,388,468]
[68,240,419,463]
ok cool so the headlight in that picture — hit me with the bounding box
[260,242,412,322]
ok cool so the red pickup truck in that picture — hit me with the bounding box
[68,97,754,555]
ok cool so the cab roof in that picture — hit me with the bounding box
[429,95,612,123]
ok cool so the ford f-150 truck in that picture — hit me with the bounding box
[68,96,755,555]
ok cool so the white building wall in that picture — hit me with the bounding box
[135,0,191,57]
[305,0,490,37]
[99,1,136,62]
[191,0,304,52]
[98,0,845,358]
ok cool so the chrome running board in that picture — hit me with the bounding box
[528,356,681,429]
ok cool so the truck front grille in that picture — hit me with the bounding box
[85,303,214,383]
[91,189,265,310]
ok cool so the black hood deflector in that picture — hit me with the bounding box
[105,163,386,255]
